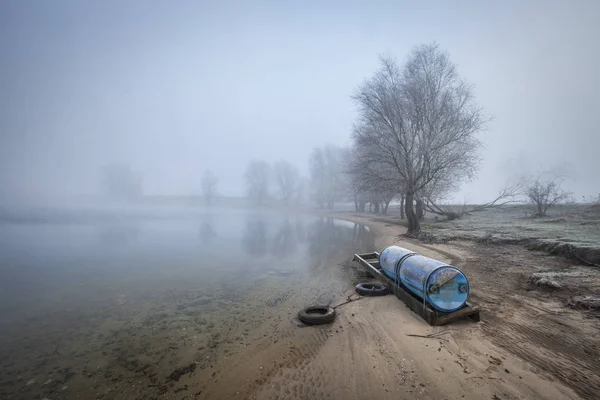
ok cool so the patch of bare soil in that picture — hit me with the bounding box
[454,241,600,400]
[524,239,600,266]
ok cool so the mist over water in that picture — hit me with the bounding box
[0,206,373,398]
[0,207,373,318]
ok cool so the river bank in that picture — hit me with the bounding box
[316,212,598,400]
[174,211,598,399]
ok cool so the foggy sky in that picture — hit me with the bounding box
[1,0,599,203]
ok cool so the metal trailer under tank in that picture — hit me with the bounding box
[352,248,480,326]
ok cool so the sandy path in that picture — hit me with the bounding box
[200,213,593,399]
[255,296,575,400]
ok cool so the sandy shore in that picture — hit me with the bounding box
[259,213,577,399]
[199,212,599,399]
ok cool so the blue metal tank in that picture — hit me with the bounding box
[379,246,469,312]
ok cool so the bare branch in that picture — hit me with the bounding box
[244,161,270,205]
[273,160,299,206]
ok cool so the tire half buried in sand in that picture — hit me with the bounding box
[298,306,336,325]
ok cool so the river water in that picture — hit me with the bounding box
[0,205,373,399]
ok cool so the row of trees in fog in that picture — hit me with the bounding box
[244,160,305,206]
[236,43,489,226]
[100,154,579,223]
[100,43,583,226]
[242,146,349,208]
[308,146,347,209]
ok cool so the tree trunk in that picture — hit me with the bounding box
[383,199,391,214]
[405,192,420,234]
[416,199,425,221]
[400,194,405,220]
[374,202,380,214]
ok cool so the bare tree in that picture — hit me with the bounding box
[273,160,299,205]
[346,144,403,214]
[200,169,218,205]
[352,44,487,234]
[347,183,370,213]
[101,163,143,201]
[525,173,572,217]
[309,146,347,209]
[294,177,308,206]
[244,160,270,205]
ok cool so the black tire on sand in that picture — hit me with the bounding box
[355,282,389,296]
[298,306,336,325]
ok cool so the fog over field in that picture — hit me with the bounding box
[1,0,599,204]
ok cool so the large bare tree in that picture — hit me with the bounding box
[244,160,270,205]
[200,169,218,205]
[273,160,299,205]
[352,44,487,234]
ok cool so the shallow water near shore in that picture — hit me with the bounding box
[0,206,373,399]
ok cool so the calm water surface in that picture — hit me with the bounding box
[0,205,373,399]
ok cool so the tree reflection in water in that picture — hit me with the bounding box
[294,219,306,244]
[306,218,373,272]
[271,220,297,258]
[240,216,372,261]
[199,219,217,245]
[96,223,139,247]
[242,219,268,257]
[352,222,373,248]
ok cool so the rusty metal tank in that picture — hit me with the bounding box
[379,245,469,312]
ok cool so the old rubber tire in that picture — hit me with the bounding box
[298,306,336,325]
[355,282,389,296]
